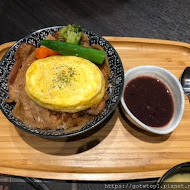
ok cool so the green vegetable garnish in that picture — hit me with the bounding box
[41,40,106,65]
[58,24,82,45]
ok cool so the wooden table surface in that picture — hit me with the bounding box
[1,0,190,184]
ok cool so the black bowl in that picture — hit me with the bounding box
[0,26,124,138]
[157,162,190,188]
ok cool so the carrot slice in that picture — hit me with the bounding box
[35,46,60,59]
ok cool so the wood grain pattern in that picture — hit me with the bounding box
[0,37,189,181]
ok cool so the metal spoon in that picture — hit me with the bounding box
[180,67,190,99]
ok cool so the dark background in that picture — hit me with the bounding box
[1,0,190,44]
[0,0,189,189]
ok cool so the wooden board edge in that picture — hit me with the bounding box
[0,41,16,52]
[1,38,190,54]
[0,166,162,181]
[104,36,190,49]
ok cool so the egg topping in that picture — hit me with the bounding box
[25,56,105,113]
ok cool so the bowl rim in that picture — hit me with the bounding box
[120,65,185,135]
[0,26,124,138]
[157,162,190,184]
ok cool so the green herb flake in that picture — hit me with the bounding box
[51,66,76,89]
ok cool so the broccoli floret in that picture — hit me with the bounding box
[58,24,82,45]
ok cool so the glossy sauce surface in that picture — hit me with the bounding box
[124,76,174,127]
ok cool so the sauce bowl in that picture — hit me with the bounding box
[120,66,185,135]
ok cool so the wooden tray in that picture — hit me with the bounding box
[0,37,190,181]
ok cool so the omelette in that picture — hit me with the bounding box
[25,56,105,113]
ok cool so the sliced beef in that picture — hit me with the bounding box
[8,44,63,130]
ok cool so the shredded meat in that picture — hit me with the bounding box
[7,34,110,132]
[8,44,63,130]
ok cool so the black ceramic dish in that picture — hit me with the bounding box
[0,26,124,138]
[157,162,190,187]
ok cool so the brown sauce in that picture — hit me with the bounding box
[124,76,174,127]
